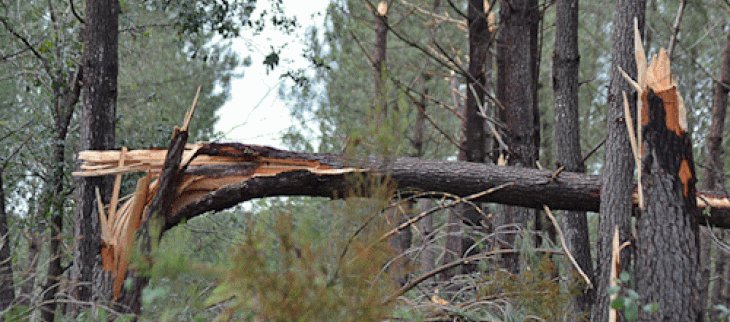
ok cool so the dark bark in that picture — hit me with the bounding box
[40,64,81,322]
[18,232,41,308]
[635,90,700,322]
[0,172,14,316]
[592,1,645,321]
[39,129,69,322]
[495,0,540,274]
[443,72,464,278]
[460,0,489,164]
[373,1,388,112]
[705,30,730,319]
[72,0,119,314]
[553,0,593,317]
[416,75,436,274]
[442,0,491,280]
[703,34,730,190]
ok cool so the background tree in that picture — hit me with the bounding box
[495,0,541,274]
[72,0,119,315]
[705,30,730,319]
[592,1,645,320]
[553,0,594,317]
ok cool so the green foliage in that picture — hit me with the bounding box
[202,200,397,321]
[608,272,657,321]
[479,255,572,321]
[280,0,462,157]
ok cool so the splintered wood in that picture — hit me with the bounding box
[73,142,359,299]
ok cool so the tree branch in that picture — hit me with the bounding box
[75,143,730,231]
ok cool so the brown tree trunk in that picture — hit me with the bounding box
[373,1,388,112]
[371,2,411,285]
[40,66,81,322]
[17,231,41,308]
[442,0,491,280]
[443,72,465,279]
[705,30,730,319]
[553,0,594,318]
[415,76,435,274]
[0,172,14,316]
[635,89,701,321]
[495,0,541,274]
[592,1,645,321]
[71,0,119,315]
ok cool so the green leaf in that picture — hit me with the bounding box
[204,283,236,307]
[607,285,621,295]
[610,296,625,310]
[619,271,631,282]
[626,289,639,299]
[643,303,658,313]
[624,303,639,321]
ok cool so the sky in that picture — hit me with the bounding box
[214,0,330,149]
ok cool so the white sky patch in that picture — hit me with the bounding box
[215,0,329,149]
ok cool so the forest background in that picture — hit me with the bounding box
[1,0,730,321]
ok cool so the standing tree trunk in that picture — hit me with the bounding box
[442,0,491,280]
[552,0,594,317]
[372,1,411,286]
[0,171,14,315]
[592,1,645,321]
[415,74,436,273]
[705,30,730,319]
[373,1,388,113]
[635,87,701,321]
[495,0,541,274]
[39,64,82,322]
[71,0,118,315]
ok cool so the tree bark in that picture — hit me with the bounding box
[705,30,730,319]
[76,143,730,230]
[495,0,540,274]
[40,64,81,322]
[0,172,14,316]
[553,0,594,317]
[373,1,388,112]
[441,0,491,281]
[72,0,119,315]
[592,1,645,321]
[635,89,700,322]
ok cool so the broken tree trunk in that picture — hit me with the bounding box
[74,143,730,232]
[630,47,701,321]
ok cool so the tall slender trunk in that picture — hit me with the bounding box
[415,75,435,273]
[0,172,15,316]
[72,0,119,315]
[373,1,388,113]
[40,64,81,321]
[705,30,730,319]
[18,231,41,308]
[553,0,594,317]
[442,0,491,280]
[495,0,541,274]
[592,1,645,320]
[39,126,69,321]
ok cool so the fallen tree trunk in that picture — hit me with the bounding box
[75,142,730,231]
